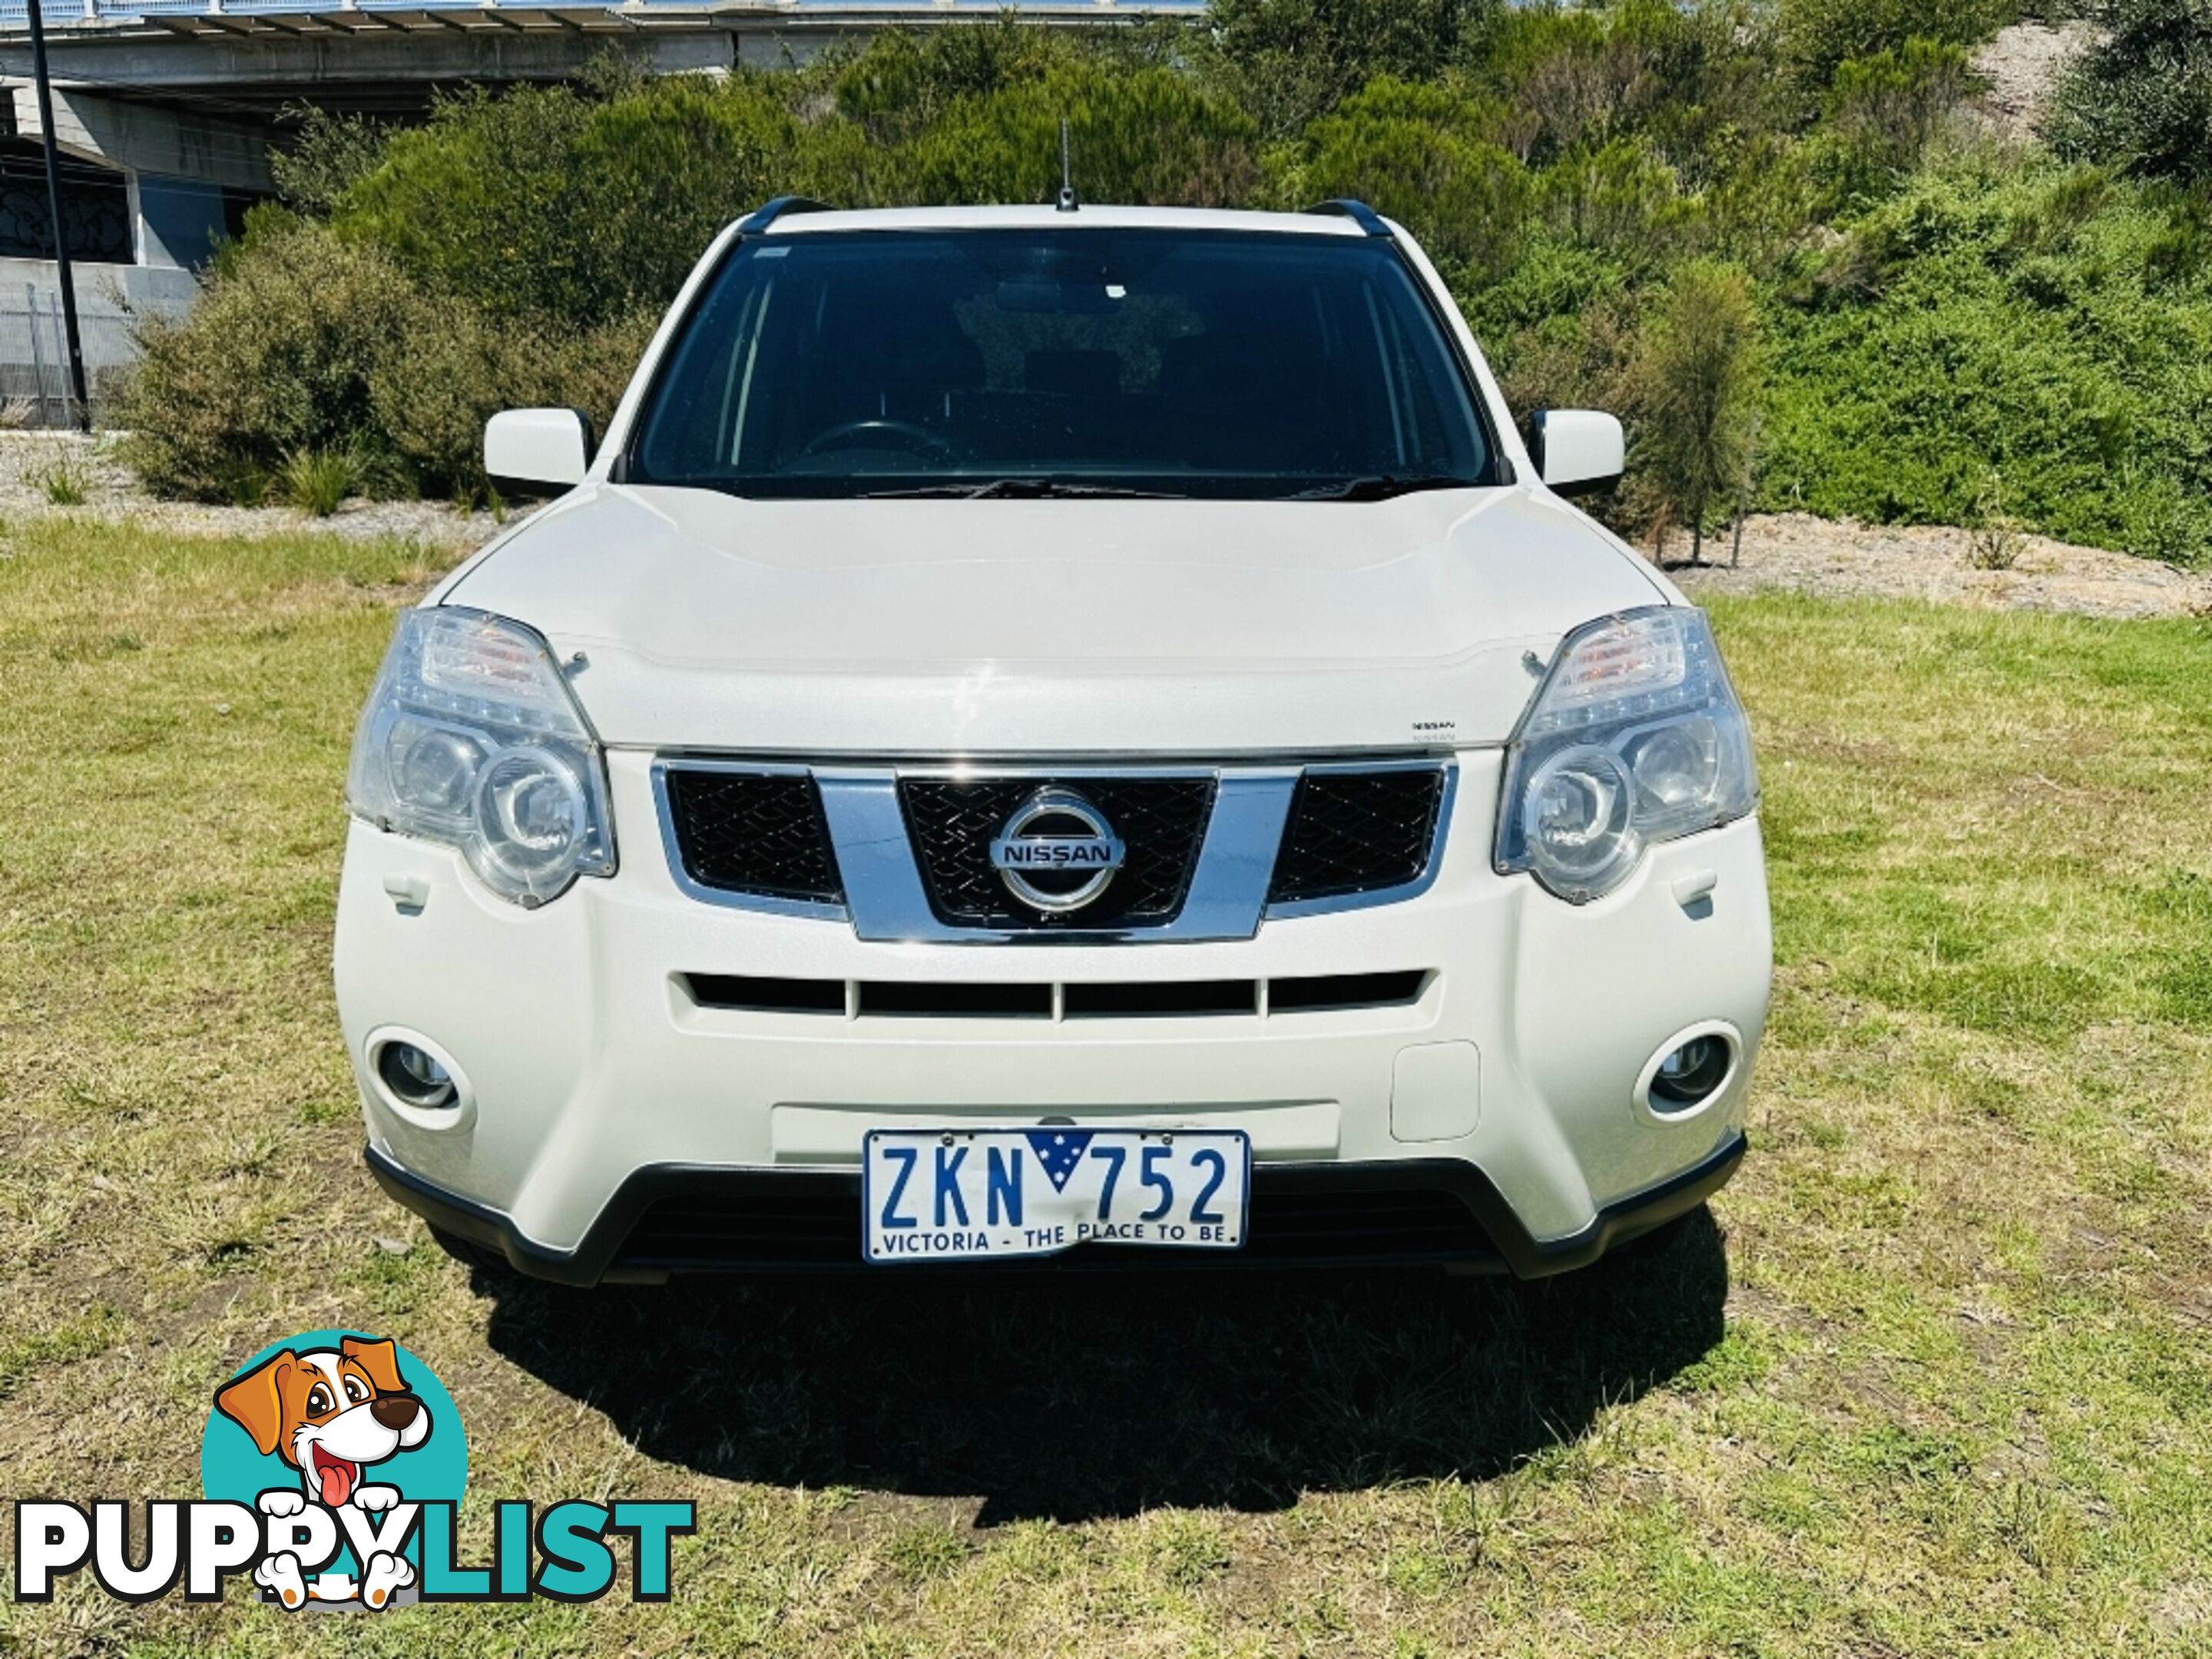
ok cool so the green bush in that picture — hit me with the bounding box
[115,216,429,500]
[1476,0,1774,171]
[1202,0,1496,137]
[1776,0,2008,95]
[1295,78,1528,276]
[1763,161,2212,561]
[890,61,1263,207]
[1538,137,1697,267]
[331,76,797,326]
[2050,0,2212,184]
[117,214,646,499]
[1817,39,1979,203]
[366,307,651,498]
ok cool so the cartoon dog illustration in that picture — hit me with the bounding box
[213,1335,430,1609]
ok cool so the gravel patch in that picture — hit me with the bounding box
[1664,513,2211,621]
[0,430,505,551]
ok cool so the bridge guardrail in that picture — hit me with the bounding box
[0,0,1206,29]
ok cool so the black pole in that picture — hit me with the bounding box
[25,0,91,432]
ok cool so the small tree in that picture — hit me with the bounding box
[1629,260,1763,566]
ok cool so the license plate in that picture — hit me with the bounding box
[862,1128,1250,1263]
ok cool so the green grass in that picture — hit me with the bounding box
[2,522,2210,1654]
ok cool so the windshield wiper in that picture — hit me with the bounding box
[1286,474,1480,502]
[857,478,1187,501]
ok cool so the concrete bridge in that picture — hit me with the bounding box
[0,0,1204,419]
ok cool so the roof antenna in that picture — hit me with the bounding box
[1057,118,1079,213]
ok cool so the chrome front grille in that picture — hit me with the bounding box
[898,775,1215,931]
[654,758,1453,940]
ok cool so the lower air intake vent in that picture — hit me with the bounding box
[1269,971,1429,1012]
[859,982,1053,1019]
[1063,980,1257,1018]
[685,975,844,1015]
[663,768,843,904]
[1269,768,1445,905]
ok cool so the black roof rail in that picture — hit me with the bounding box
[737,196,836,235]
[1304,199,1394,238]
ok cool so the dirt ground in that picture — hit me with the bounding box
[1661,512,2211,621]
[1969,22,2097,143]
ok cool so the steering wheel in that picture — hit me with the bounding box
[797,419,955,460]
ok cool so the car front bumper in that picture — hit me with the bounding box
[336,749,1772,1283]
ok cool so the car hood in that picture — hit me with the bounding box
[438,483,1670,754]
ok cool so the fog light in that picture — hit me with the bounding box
[1649,1035,1730,1112]
[377,1041,458,1111]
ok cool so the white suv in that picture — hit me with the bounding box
[337,200,1770,1281]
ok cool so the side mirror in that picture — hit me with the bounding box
[1525,409,1624,496]
[485,408,592,492]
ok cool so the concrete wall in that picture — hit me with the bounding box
[0,253,196,423]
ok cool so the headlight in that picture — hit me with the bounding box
[346,608,615,906]
[1496,607,1756,903]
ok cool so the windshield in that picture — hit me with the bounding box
[627,228,1497,500]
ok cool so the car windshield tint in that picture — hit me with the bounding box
[628,228,1495,499]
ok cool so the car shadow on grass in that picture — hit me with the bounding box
[476,1209,1728,1525]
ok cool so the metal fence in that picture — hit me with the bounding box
[0,286,136,427]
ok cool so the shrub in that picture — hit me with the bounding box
[1538,137,1696,267]
[1818,39,1979,203]
[280,445,362,517]
[1474,0,1768,170]
[2050,0,2212,184]
[1967,472,2028,569]
[269,109,390,214]
[1202,0,1497,137]
[332,75,796,325]
[1628,260,1763,563]
[891,61,1263,207]
[1296,78,1529,277]
[116,214,647,501]
[2142,184,2212,286]
[368,309,652,498]
[1776,0,2008,94]
[831,17,1069,147]
[114,216,431,500]
[108,17,2212,570]
[1760,161,2212,563]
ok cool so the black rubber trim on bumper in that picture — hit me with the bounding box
[365,1131,1746,1287]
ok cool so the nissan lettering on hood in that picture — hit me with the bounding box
[336,200,1771,1280]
